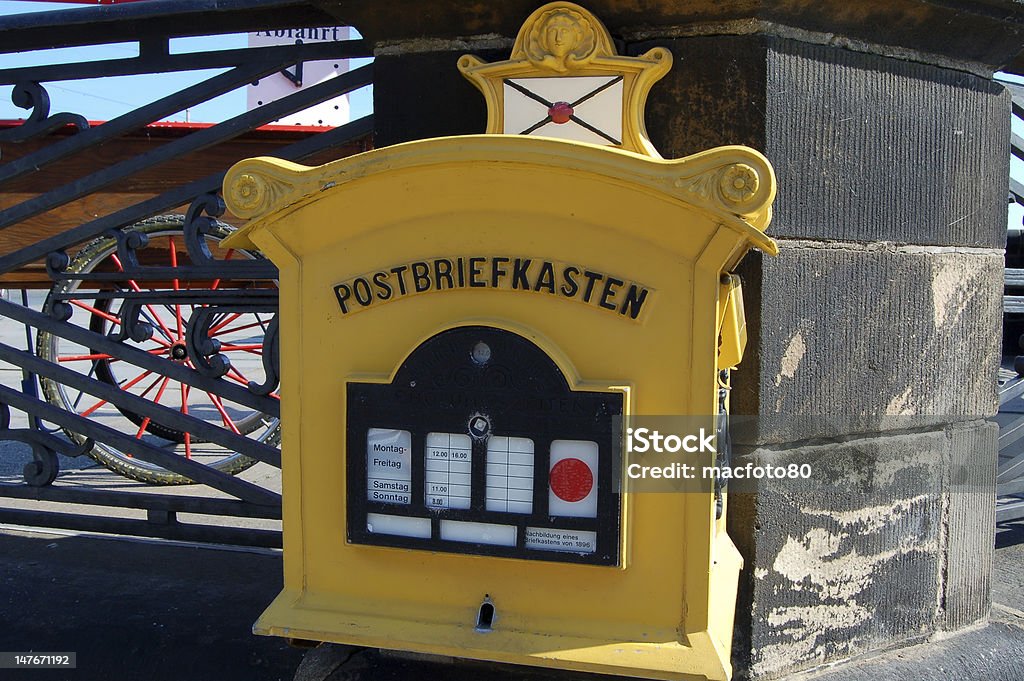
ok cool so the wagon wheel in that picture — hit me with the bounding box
[36,215,280,485]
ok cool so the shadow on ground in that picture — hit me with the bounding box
[0,529,302,681]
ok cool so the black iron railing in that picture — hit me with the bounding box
[998,77,1024,522]
[0,0,373,546]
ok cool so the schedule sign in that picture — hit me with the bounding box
[346,325,622,566]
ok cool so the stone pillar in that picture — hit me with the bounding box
[632,32,1009,677]
[317,1,1021,677]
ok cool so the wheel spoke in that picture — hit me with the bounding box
[210,249,235,290]
[58,352,115,362]
[227,365,252,384]
[209,312,243,335]
[168,236,185,342]
[180,382,191,459]
[208,392,241,435]
[110,252,178,343]
[80,368,154,417]
[69,299,121,326]
[134,376,172,440]
[210,319,266,337]
[218,344,263,355]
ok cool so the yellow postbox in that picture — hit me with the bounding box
[221,4,776,679]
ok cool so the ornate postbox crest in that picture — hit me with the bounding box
[458,2,671,157]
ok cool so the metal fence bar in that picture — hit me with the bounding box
[0,64,373,231]
[0,507,281,548]
[0,342,281,467]
[0,298,280,416]
[0,384,280,504]
[0,0,337,54]
[1,64,274,186]
[0,484,281,518]
[0,112,373,274]
[0,39,369,85]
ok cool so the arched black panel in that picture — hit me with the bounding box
[346,325,622,566]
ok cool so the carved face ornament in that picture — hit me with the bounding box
[545,15,580,58]
[527,9,595,72]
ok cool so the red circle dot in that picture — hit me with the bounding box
[548,101,574,124]
[550,458,593,502]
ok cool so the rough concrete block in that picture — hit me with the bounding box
[765,40,1010,249]
[940,421,997,631]
[732,244,1002,444]
[372,48,508,148]
[635,36,768,158]
[728,424,989,679]
[635,36,1010,248]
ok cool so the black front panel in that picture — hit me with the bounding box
[346,326,622,566]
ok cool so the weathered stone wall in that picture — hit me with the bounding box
[634,35,1006,678]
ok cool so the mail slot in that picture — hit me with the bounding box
[221,4,777,679]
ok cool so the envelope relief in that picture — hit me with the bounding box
[458,1,673,158]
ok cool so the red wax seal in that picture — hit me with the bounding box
[549,457,594,502]
[548,101,574,124]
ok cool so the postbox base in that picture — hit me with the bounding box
[254,535,742,681]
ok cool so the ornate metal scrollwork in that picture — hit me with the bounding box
[247,314,280,396]
[0,401,93,487]
[184,192,278,278]
[108,299,154,343]
[0,82,89,147]
[183,192,228,267]
[184,306,231,378]
[110,226,150,272]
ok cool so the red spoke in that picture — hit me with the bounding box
[169,236,185,341]
[136,373,164,400]
[222,371,248,387]
[218,344,264,356]
[79,369,153,417]
[58,352,115,362]
[69,299,120,326]
[208,392,241,434]
[210,320,267,337]
[80,397,109,418]
[210,249,236,290]
[227,366,252,384]
[119,369,155,391]
[111,252,178,343]
[134,417,150,440]
[180,382,192,459]
[208,312,243,335]
[134,376,172,440]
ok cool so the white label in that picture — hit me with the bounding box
[366,513,431,539]
[525,527,597,554]
[485,436,535,514]
[440,520,516,547]
[246,27,353,127]
[424,433,472,510]
[548,439,599,518]
[366,428,412,504]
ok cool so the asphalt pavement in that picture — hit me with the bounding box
[2,288,1024,681]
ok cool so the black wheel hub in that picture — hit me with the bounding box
[170,343,188,361]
